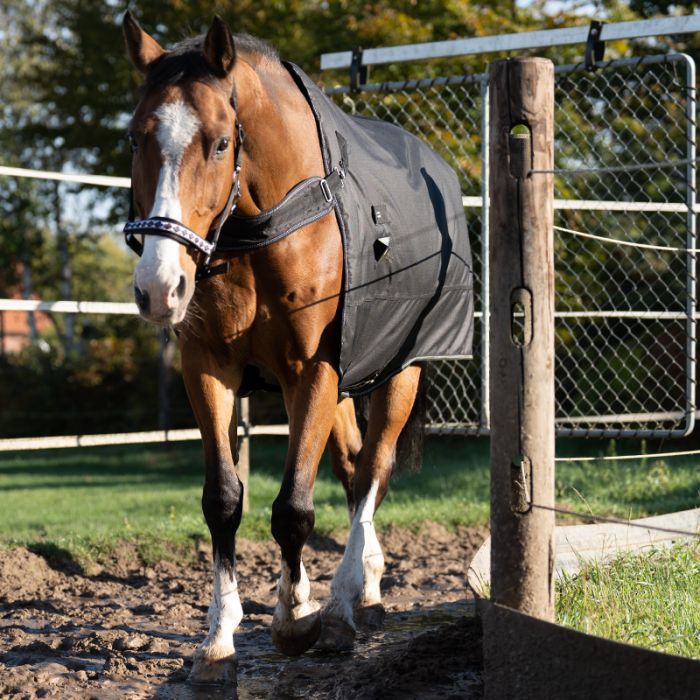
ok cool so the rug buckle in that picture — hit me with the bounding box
[320,178,333,203]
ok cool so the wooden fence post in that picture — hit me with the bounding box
[488,57,555,620]
[237,396,250,513]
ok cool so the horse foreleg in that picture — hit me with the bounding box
[318,366,422,651]
[270,362,339,656]
[182,354,243,684]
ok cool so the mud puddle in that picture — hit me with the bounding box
[0,524,485,698]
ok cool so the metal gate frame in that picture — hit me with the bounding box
[323,52,697,439]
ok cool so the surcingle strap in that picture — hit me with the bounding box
[216,168,344,252]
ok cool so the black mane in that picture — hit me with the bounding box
[145,33,279,91]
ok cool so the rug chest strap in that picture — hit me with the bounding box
[216,168,344,252]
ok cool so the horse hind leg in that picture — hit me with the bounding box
[328,397,363,519]
[317,365,422,651]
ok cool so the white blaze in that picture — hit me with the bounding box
[135,100,200,308]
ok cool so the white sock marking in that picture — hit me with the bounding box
[200,554,243,660]
[325,479,384,624]
[272,559,320,636]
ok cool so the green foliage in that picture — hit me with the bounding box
[557,541,700,659]
[1,1,689,440]
[0,326,191,437]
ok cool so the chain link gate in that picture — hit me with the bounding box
[325,52,697,438]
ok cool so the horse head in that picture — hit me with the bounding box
[123,11,241,325]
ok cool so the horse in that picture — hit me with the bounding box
[121,11,473,683]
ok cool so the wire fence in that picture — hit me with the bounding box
[2,50,699,445]
[327,52,698,439]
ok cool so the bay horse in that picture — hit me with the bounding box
[122,11,472,683]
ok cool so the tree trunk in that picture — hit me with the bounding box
[20,241,38,344]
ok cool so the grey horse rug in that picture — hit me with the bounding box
[222,63,474,397]
[286,65,474,396]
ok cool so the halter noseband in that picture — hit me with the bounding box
[124,92,246,282]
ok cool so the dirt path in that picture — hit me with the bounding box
[0,524,485,698]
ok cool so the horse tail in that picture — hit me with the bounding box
[353,363,429,474]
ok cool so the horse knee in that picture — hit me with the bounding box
[271,495,314,574]
[202,468,244,543]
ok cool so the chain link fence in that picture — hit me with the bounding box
[326,52,697,438]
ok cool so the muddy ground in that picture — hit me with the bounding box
[0,524,485,699]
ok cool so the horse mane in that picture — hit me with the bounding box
[144,32,279,92]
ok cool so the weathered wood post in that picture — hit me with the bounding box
[237,396,250,513]
[488,57,555,620]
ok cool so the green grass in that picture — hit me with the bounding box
[557,541,700,659]
[554,439,700,522]
[0,436,490,562]
[0,436,698,565]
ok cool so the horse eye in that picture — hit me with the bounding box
[215,137,230,155]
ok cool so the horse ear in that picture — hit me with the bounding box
[123,10,165,76]
[204,15,236,78]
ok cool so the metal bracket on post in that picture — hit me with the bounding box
[349,46,368,93]
[585,20,605,70]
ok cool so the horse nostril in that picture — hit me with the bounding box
[134,285,150,314]
[176,275,187,299]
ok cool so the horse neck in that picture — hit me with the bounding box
[233,59,324,215]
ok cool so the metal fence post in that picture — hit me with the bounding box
[683,56,697,437]
[480,75,491,434]
[488,57,555,620]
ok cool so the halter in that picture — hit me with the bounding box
[124,89,246,281]
[124,66,346,281]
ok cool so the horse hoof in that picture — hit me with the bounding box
[271,609,322,656]
[188,651,237,685]
[355,603,386,631]
[316,613,356,652]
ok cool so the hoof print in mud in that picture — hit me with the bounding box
[316,614,357,652]
[355,603,386,631]
[271,611,322,656]
[188,653,238,686]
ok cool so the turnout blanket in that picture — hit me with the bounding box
[285,63,474,396]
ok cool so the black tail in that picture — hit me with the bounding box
[354,364,429,474]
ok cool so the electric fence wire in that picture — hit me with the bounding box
[529,156,700,177]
